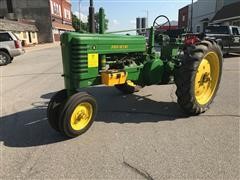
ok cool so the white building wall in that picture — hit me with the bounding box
[190,0,217,32]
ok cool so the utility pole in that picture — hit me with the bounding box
[190,0,193,32]
[146,10,149,28]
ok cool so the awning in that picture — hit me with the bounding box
[212,2,240,22]
[0,19,38,32]
[52,22,74,31]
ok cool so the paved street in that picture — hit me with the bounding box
[0,46,239,179]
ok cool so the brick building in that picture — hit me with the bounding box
[0,0,74,43]
[50,0,74,41]
[178,5,190,30]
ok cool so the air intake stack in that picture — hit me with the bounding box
[89,0,95,33]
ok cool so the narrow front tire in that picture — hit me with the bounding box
[59,92,97,138]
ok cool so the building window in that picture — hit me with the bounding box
[52,1,62,17]
[182,15,185,22]
[7,0,13,13]
[64,9,71,20]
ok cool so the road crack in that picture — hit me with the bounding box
[123,160,154,180]
[122,152,154,180]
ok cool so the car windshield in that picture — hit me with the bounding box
[205,26,229,34]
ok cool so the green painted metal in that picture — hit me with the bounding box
[99,8,105,34]
[100,54,106,70]
[125,65,144,82]
[148,27,155,55]
[70,33,146,54]
[60,8,185,96]
[143,58,164,85]
[61,32,146,94]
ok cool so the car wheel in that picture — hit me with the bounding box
[0,51,11,66]
[10,57,14,63]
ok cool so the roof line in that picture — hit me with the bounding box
[212,16,240,23]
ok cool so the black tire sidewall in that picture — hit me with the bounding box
[0,51,11,65]
[59,92,97,138]
[47,89,67,132]
[175,40,223,115]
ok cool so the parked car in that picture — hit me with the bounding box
[205,25,240,54]
[0,31,25,66]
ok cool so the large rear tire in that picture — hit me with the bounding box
[175,40,223,115]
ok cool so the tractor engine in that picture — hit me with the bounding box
[61,32,166,95]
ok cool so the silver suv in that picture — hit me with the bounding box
[0,31,25,65]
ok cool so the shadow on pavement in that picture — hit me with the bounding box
[0,86,187,148]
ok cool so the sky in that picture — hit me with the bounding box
[71,0,194,32]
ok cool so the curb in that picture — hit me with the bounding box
[24,43,61,52]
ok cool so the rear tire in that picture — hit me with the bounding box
[0,51,11,66]
[175,40,223,115]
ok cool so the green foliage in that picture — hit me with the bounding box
[72,11,109,33]
[72,13,88,32]
[94,12,109,32]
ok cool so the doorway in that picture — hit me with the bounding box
[28,32,32,43]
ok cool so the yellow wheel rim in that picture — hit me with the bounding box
[194,52,220,105]
[70,102,93,131]
[126,80,136,87]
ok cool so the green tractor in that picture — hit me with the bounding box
[47,8,223,138]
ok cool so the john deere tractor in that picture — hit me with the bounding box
[47,8,223,138]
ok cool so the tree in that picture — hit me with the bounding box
[72,13,88,32]
[72,11,109,33]
[93,12,109,32]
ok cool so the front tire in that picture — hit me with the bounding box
[175,40,223,115]
[47,89,67,132]
[59,92,97,138]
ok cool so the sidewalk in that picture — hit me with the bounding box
[24,42,60,52]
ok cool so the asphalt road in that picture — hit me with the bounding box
[0,46,239,179]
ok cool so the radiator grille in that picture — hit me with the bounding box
[71,44,88,73]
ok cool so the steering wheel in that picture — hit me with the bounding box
[153,15,171,31]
